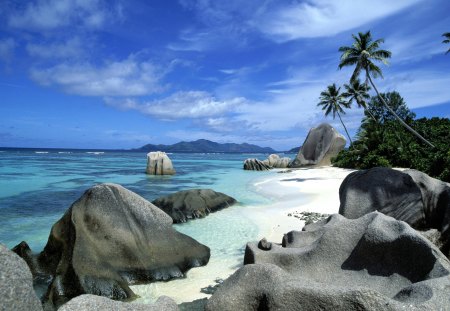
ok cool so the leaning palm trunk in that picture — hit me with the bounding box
[366,69,435,148]
[363,106,377,122]
[337,111,353,145]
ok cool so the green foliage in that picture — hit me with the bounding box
[332,92,450,182]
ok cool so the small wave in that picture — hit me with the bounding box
[35,151,49,154]
[86,152,104,155]
[58,152,72,154]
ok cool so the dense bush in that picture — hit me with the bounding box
[332,92,450,182]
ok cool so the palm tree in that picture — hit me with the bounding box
[343,78,376,121]
[443,32,450,54]
[338,31,435,148]
[318,83,353,145]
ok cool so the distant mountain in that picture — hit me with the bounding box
[135,139,276,153]
[287,146,301,153]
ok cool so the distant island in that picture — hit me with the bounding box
[134,139,276,153]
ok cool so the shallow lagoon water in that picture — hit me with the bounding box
[0,149,292,303]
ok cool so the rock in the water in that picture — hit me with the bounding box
[208,212,450,310]
[146,151,175,175]
[59,294,178,311]
[289,123,346,167]
[0,244,42,311]
[339,167,450,256]
[14,183,210,309]
[243,158,271,171]
[263,154,291,168]
[152,189,237,223]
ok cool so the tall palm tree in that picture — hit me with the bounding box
[443,32,450,54]
[338,31,435,148]
[343,78,376,121]
[318,83,353,145]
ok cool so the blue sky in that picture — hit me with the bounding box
[0,0,449,150]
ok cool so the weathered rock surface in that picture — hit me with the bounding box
[289,123,346,167]
[243,158,271,171]
[146,151,175,175]
[263,154,291,168]
[339,167,450,256]
[339,167,426,227]
[14,183,210,309]
[59,294,178,311]
[0,244,42,311]
[207,212,450,310]
[152,189,237,223]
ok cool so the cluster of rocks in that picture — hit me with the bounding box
[243,123,347,171]
[207,212,450,310]
[244,154,291,171]
[287,211,330,225]
[4,163,450,310]
[11,184,211,309]
[339,167,450,257]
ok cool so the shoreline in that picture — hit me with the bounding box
[132,166,355,304]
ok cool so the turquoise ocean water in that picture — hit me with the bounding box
[0,149,289,257]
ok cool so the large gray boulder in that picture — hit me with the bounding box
[14,183,210,309]
[339,167,450,256]
[338,167,426,228]
[146,151,175,175]
[0,244,42,311]
[152,189,237,223]
[263,154,291,168]
[207,212,450,310]
[59,294,178,311]
[243,158,271,171]
[289,123,346,167]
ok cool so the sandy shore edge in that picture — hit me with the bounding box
[132,166,355,304]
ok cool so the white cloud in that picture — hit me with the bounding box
[8,0,121,31]
[29,54,166,96]
[0,38,16,62]
[253,0,422,41]
[379,70,450,109]
[26,37,86,59]
[105,91,247,119]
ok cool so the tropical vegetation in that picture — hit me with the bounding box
[317,83,352,144]
[338,31,435,148]
[332,92,450,182]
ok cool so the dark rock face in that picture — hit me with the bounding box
[59,295,178,311]
[0,244,42,311]
[339,167,450,256]
[152,189,237,223]
[339,167,426,227]
[208,212,450,310]
[14,183,210,309]
[243,158,271,171]
[289,123,346,167]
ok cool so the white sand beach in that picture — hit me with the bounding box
[132,166,355,304]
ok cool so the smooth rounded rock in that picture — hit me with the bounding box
[146,151,175,175]
[14,183,209,309]
[0,244,42,311]
[208,212,450,310]
[243,158,271,171]
[152,189,237,223]
[289,123,346,167]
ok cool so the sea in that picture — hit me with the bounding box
[0,148,294,303]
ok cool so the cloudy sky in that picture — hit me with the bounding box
[1,0,449,150]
